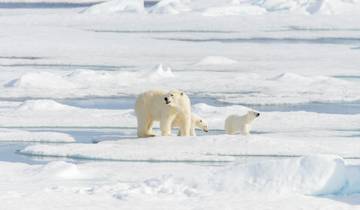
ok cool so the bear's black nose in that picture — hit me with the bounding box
[164,97,168,101]
[256,113,260,117]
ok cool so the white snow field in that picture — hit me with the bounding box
[2,155,360,210]
[0,0,359,209]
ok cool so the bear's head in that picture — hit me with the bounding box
[246,110,260,121]
[194,116,208,133]
[163,90,190,110]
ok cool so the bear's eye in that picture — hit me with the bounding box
[170,94,174,97]
[200,120,202,123]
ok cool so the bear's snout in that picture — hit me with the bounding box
[256,112,260,117]
[164,97,170,104]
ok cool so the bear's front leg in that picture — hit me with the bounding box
[160,115,175,136]
[242,124,251,135]
[179,117,191,136]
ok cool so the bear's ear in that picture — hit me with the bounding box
[180,92,184,96]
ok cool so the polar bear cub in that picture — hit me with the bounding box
[135,89,192,137]
[173,114,208,136]
[224,111,260,135]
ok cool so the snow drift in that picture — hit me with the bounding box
[0,129,75,142]
[251,0,360,15]
[148,0,191,14]
[82,0,145,15]
[195,56,238,66]
[211,155,349,195]
[16,100,76,111]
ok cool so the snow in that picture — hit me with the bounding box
[1,155,360,210]
[211,155,349,195]
[148,0,191,15]
[202,4,266,16]
[251,0,360,15]
[145,63,175,80]
[0,0,99,2]
[3,70,359,105]
[0,129,75,142]
[0,99,134,127]
[82,0,145,15]
[19,133,360,161]
[16,99,76,111]
[195,56,238,65]
[6,71,78,90]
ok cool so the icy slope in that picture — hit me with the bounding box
[212,155,348,195]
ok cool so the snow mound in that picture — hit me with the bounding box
[66,69,116,86]
[37,161,85,179]
[146,64,175,80]
[0,129,75,142]
[271,73,312,83]
[202,4,266,16]
[195,56,238,66]
[211,155,347,195]
[114,175,198,199]
[5,72,77,89]
[252,0,360,15]
[82,0,145,15]
[149,0,191,14]
[271,73,347,85]
[17,100,76,111]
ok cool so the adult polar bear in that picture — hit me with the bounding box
[135,89,192,137]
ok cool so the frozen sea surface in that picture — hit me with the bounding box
[0,2,359,209]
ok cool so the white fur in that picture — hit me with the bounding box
[224,111,260,135]
[135,89,191,137]
[173,113,208,136]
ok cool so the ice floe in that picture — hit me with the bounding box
[0,99,134,127]
[20,133,360,161]
[0,129,75,142]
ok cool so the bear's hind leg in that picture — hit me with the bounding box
[146,120,156,137]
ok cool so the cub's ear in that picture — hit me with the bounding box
[180,92,184,96]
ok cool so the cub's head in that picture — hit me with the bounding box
[163,90,189,108]
[193,115,208,132]
[246,110,260,121]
